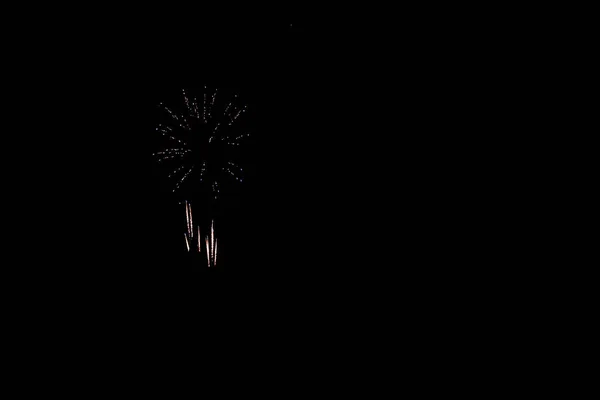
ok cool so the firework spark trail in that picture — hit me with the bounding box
[229,107,247,126]
[160,104,179,121]
[153,148,190,155]
[222,133,251,144]
[157,128,187,146]
[209,123,221,143]
[159,103,192,131]
[200,161,206,182]
[228,161,242,170]
[160,103,191,130]
[233,106,247,121]
[211,220,215,266]
[227,162,244,181]
[188,202,192,237]
[208,89,218,119]
[154,151,189,157]
[205,236,210,266]
[203,87,207,123]
[182,116,191,131]
[223,167,238,180]
[193,97,200,118]
[168,165,187,178]
[183,89,191,114]
[157,154,189,163]
[157,153,189,163]
[173,165,195,192]
[185,233,190,252]
[185,201,191,237]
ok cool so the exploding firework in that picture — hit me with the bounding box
[154,87,251,201]
[155,88,249,267]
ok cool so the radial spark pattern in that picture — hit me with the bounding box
[154,88,251,200]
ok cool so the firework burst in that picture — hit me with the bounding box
[155,88,250,267]
[154,87,251,201]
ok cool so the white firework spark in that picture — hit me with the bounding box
[155,87,248,194]
[173,165,195,192]
[208,89,218,119]
[211,220,216,266]
[189,202,193,237]
[205,236,210,266]
[183,89,191,114]
[156,88,251,266]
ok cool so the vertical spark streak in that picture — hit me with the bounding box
[203,86,207,123]
[189,202,193,238]
[211,220,215,267]
[206,236,210,267]
[209,89,218,119]
[193,98,199,118]
[185,233,190,252]
[183,89,191,115]
[185,201,190,236]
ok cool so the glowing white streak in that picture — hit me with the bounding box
[173,165,195,192]
[185,233,190,252]
[168,165,186,178]
[206,236,210,266]
[153,149,190,155]
[162,106,179,121]
[181,165,195,186]
[224,168,237,179]
[188,202,192,237]
[157,153,188,163]
[185,201,190,236]
[211,220,215,266]
[158,129,187,146]
[198,226,201,252]
[157,124,173,132]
